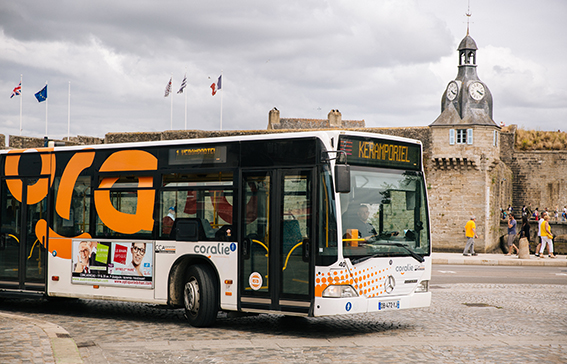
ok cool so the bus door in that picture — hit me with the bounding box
[0,177,48,292]
[240,169,313,314]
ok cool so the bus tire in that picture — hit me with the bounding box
[183,264,218,327]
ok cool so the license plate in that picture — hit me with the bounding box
[378,300,400,310]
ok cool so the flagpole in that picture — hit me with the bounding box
[19,74,23,136]
[219,70,223,131]
[170,73,173,130]
[67,81,71,140]
[45,81,48,137]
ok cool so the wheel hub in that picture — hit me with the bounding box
[184,278,200,314]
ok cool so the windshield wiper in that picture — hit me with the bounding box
[351,242,425,264]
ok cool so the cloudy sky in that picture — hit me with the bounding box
[1,0,565,140]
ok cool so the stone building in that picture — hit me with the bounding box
[426,31,512,252]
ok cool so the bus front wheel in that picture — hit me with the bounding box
[183,264,218,327]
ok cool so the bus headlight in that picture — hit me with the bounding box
[322,285,359,298]
[415,280,429,293]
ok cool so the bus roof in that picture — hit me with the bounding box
[1,130,422,154]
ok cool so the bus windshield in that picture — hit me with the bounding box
[340,167,429,261]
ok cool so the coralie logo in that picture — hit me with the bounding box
[194,242,235,255]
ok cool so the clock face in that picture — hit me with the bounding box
[469,82,485,101]
[446,82,458,101]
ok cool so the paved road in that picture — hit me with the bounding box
[1,282,566,363]
[432,265,567,285]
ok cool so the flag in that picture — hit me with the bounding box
[10,82,21,98]
[164,77,172,97]
[210,74,222,96]
[35,85,47,102]
[177,74,187,94]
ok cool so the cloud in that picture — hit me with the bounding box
[0,0,565,139]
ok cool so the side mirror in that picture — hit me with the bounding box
[335,164,351,193]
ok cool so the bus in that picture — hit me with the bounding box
[0,130,431,327]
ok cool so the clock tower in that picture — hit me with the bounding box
[427,28,508,254]
[434,30,496,126]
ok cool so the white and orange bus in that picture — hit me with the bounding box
[0,130,431,326]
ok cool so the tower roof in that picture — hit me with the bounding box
[458,35,478,51]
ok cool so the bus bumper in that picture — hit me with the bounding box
[312,291,431,316]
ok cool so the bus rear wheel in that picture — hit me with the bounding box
[183,264,218,327]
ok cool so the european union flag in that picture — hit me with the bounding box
[35,85,47,102]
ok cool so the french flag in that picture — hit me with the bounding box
[210,75,222,96]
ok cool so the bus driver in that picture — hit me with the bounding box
[350,205,378,241]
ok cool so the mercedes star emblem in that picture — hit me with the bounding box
[385,275,395,294]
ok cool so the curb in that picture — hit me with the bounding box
[0,312,83,364]
[432,254,567,267]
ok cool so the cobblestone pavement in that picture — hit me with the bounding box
[1,283,566,363]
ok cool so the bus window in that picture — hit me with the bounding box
[94,175,154,238]
[340,168,429,259]
[316,166,338,266]
[159,172,234,241]
[53,176,91,236]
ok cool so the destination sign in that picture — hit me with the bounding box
[338,136,420,170]
[169,145,227,165]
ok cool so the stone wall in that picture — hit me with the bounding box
[498,126,516,165]
[8,135,47,149]
[267,108,365,130]
[510,150,567,212]
[5,135,97,149]
[66,135,104,145]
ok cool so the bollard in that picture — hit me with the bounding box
[518,237,530,259]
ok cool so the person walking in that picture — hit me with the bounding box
[463,216,478,256]
[539,214,557,258]
[506,213,519,255]
[535,211,547,257]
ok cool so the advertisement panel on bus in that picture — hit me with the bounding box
[71,240,153,288]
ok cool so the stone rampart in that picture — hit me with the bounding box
[510,151,567,212]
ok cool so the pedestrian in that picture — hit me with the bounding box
[539,214,556,258]
[463,215,478,256]
[519,215,530,242]
[535,211,547,257]
[533,208,539,221]
[506,213,519,255]
[554,206,559,222]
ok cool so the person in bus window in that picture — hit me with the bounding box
[127,242,147,276]
[349,205,377,242]
[162,207,176,235]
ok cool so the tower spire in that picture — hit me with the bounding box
[466,0,472,35]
